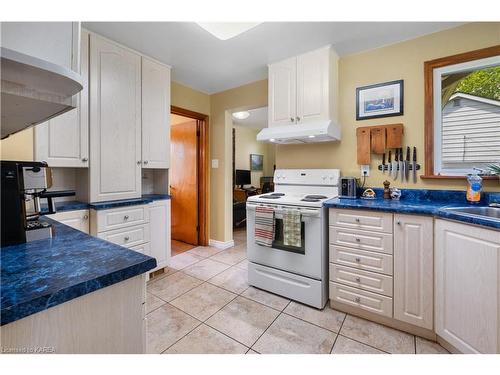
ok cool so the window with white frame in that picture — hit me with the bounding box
[433,55,500,175]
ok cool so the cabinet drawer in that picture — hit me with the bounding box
[330,263,393,297]
[330,282,393,318]
[330,226,393,254]
[97,224,150,248]
[46,209,90,234]
[329,209,393,233]
[130,242,151,256]
[330,245,393,275]
[96,205,149,232]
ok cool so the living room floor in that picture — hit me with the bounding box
[145,228,449,354]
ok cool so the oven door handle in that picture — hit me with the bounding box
[246,204,320,218]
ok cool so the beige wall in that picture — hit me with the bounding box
[210,80,268,241]
[276,22,500,193]
[171,81,211,116]
[234,125,275,186]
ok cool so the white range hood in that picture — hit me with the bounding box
[1,47,83,139]
[256,120,341,144]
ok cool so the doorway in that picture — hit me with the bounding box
[170,106,209,256]
[231,106,276,246]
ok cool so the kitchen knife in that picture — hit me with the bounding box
[412,147,417,183]
[382,153,386,174]
[393,149,399,180]
[405,151,408,181]
[399,148,404,182]
[388,150,392,177]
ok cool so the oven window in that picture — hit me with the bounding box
[272,218,305,254]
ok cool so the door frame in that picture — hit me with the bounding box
[171,105,209,246]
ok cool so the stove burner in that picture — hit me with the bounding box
[260,195,281,199]
[304,195,327,200]
[301,198,320,202]
[269,193,285,196]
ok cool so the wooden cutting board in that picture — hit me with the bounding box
[370,127,386,154]
[356,127,371,164]
[386,124,404,148]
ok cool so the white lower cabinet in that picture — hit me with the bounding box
[90,200,170,273]
[435,219,500,354]
[329,209,434,332]
[148,199,171,270]
[393,214,434,330]
[46,209,90,234]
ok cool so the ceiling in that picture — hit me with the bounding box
[232,107,268,129]
[83,22,461,94]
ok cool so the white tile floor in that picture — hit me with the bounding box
[146,229,450,354]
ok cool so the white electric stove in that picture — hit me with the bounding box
[246,169,340,308]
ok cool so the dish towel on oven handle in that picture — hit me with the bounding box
[254,205,275,247]
[283,208,302,248]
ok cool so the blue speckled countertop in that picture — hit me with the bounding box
[1,218,157,326]
[324,188,500,230]
[41,194,171,214]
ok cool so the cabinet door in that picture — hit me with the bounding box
[34,30,89,168]
[46,209,89,234]
[141,58,171,169]
[89,34,142,202]
[435,219,500,354]
[393,214,433,329]
[268,57,296,127]
[148,200,171,269]
[296,47,330,124]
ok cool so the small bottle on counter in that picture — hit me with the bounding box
[466,173,482,202]
[383,180,391,199]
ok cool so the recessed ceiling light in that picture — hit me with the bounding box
[308,135,315,138]
[196,23,261,40]
[232,111,250,120]
[270,139,275,142]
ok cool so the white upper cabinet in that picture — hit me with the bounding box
[393,214,434,330]
[435,219,500,354]
[89,34,142,202]
[141,57,171,169]
[34,30,89,168]
[1,22,80,71]
[268,57,297,127]
[268,46,338,128]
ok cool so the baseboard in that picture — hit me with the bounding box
[209,239,235,250]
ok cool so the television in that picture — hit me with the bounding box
[235,169,251,188]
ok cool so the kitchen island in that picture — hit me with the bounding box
[1,217,156,354]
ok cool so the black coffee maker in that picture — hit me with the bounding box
[1,160,54,246]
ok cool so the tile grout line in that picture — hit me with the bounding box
[329,312,347,353]
[335,334,392,354]
[247,308,283,352]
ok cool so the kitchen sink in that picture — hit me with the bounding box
[443,206,500,220]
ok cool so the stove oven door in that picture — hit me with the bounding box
[246,203,326,280]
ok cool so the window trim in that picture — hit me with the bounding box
[423,45,500,180]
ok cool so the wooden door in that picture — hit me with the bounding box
[170,120,198,245]
[268,57,297,127]
[89,34,142,202]
[34,29,89,168]
[296,47,329,124]
[393,214,434,330]
[142,57,171,169]
[435,219,500,353]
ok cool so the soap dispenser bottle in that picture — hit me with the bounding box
[466,172,482,203]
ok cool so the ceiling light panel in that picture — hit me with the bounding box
[196,23,261,40]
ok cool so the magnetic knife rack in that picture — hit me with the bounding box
[377,164,421,171]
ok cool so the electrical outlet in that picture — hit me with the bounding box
[360,165,370,177]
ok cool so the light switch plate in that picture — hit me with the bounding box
[211,159,219,169]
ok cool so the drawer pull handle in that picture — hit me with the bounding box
[124,215,130,220]
[355,277,361,282]
[355,238,361,242]
[124,236,130,241]
[397,221,401,225]
[354,297,361,303]
[355,257,361,263]
[83,215,89,220]
[355,218,360,222]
